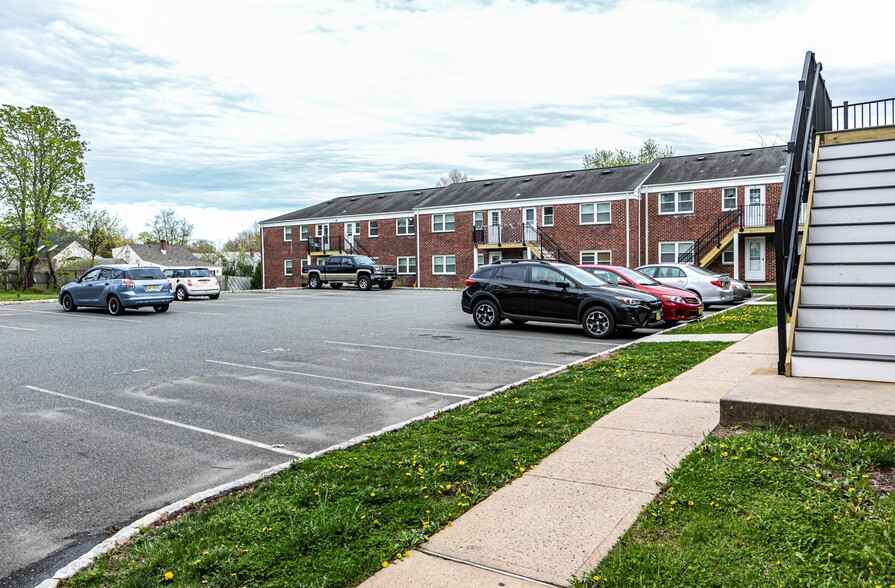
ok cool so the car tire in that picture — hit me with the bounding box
[472,299,501,330]
[153,304,169,313]
[61,293,77,312]
[308,274,322,289]
[358,275,372,291]
[581,306,615,339]
[209,293,220,300]
[176,287,188,301]
[107,296,125,316]
[378,282,393,290]
[330,283,342,289]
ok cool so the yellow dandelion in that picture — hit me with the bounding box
[381,562,389,568]
[164,571,174,581]
[370,492,376,497]
[458,461,465,465]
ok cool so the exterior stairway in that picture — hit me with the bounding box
[789,136,895,382]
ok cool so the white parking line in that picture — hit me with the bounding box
[173,310,226,316]
[326,340,563,367]
[24,385,306,458]
[0,324,37,331]
[407,326,613,344]
[7,308,143,323]
[205,359,475,400]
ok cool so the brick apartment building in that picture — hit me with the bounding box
[259,146,789,289]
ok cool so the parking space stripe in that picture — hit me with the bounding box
[0,324,37,331]
[325,340,564,367]
[407,326,613,344]
[24,385,306,458]
[173,310,226,316]
[8,308,143,323]
[205,359,475,400]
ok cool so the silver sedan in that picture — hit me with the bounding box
[635,263,735,307]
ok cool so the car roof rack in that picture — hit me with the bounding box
[490,259,564,266]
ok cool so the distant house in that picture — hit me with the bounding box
[112,240,223,276]
[220,248,260,275]
[51,239,92,266]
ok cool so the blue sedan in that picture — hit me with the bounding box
[59,265,174,315]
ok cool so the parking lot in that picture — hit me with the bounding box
[0,288,719,586]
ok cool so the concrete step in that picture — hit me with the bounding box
[805,241,895,263]
[819,139,895,161]
[799,283,895,306]
[813,169,895,192]
[811,186,895,208]
[798,304,895,330]
[789,352,895,384]
[808,222,895,244]
[793,327,895,356]
[818,152,895,175]
[802,263,895,284]
[721,372,895,432]
[810,202,895,224]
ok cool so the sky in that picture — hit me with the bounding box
[2,0,894,244]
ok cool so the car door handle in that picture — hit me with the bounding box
[528,289,540,294]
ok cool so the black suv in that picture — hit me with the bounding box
[461,260,664,338]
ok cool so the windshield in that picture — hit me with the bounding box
[560,265,609,287]
[615,267,659,286]
[687,265,721,277]
[189,268,213,277]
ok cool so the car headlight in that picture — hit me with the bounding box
[662,294,685,303]
[613,296,640,305]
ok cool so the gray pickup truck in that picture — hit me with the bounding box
[301,254,397,291]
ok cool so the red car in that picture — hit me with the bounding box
[579,265,703,322]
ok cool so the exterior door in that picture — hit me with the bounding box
[744,186,766,227]
[745,237,766,281]
[488,251,503,264]
[344,222,360,248]
[523,207,537,242]
[488,210,502,244]
[317,224,330,251]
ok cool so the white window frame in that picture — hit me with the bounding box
[284,259,293,276]
[396,256,416,275]
[473,211,484,227]
[580,202,611,225]
[659,241,694,263]
[659,191,695,215]
[284,226,292,242]
[368,220,378,238]
[432,254,456,275]
[432,213,455,233]
[542,206,554,227]
[722,245,734,265]
[580,250,612,265]
[299,225,308,241]
[722,187,737,211]
[397,217,415,236]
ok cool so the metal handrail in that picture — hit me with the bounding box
[471,223,574,264]
[680,207,743,265]
[833,98,895,130]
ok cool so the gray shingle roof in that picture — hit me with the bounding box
[262,187,442,223]
[643,146,788,185]
[128,244,200,266]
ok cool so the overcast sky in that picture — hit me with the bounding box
[3,0,893,243]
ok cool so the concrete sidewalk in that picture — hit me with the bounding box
[361,329,780,587]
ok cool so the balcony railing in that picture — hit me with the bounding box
[472,223,574,264]
[833,98,895,130]
[306,236,370,256]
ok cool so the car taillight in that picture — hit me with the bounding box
[711,280,722,287]
[464,279,477,287]
[122,279,135,288]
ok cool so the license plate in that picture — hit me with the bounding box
[655,311,661,321]
[147,285,158,291]
[697,308,703,316]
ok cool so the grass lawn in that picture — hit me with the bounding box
[674,303,778,335]
[0,291,56,302]
[753,288,777,301]
[64,341,732,588]
[575,427,895,587]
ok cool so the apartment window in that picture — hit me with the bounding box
[722,187,737,211]
[542,206,554,227]
[299,225,308,240]
[432,255,456,275]
[368,221,378,238]
[659,241,694,263]
[432,213,455,232]
[473,211,484,227]
[476,253,485,267]
[397,256,416,275]
[580,250,612,265]
[284,259,293,276]
[722,245,734,265]
[397,217,415,236]
[580,202,611,224]
[284,226,292,241]
[659,191,694,214]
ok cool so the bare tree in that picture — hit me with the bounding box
[436,169,472,186]
[74,207,126,262]
[146,208,193,245]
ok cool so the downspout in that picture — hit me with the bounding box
[260,226,266,290]
[637,162,661,266]
[415,210,421,288]
[625,194,630,267]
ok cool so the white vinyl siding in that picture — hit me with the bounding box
[659,191,694,215]
[432,255,456,275]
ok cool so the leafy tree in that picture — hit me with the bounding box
[583,139,674,169]
[0,105,93,288]
[189,238,219,264]
[146,208,193,245]
[436,169,472,186]
[251,258,262,289]
[74,207,126,262]
[223,222,260,252]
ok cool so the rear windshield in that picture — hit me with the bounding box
[125,267,166,280]
[187,268,213,277]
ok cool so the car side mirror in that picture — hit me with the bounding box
[618,279,631,286]
[555,281,571,290]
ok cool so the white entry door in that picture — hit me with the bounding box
[317,224,330,250]
[488,210,502,244]
[344,222,360,248]
[523,207,537,242]
[744,186,766,227]
[745,237,766,281]
[488,251,503,264]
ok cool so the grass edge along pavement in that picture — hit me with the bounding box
[62,340,733,588]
